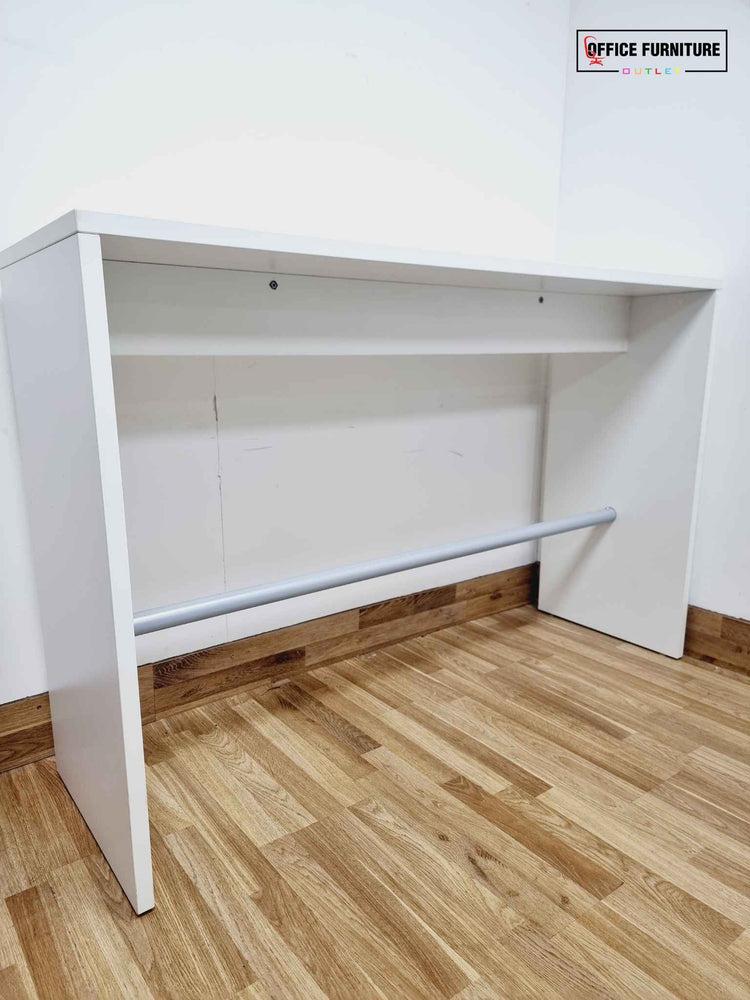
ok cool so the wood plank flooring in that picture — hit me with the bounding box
[3,606,750,998]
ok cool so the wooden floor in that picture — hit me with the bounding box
[3,607,750,998]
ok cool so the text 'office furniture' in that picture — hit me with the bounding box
[0,211,719,914]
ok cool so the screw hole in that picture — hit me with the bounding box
[269,280,278,290]
[538,295,544,304]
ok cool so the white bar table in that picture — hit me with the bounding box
[0,211,720,912]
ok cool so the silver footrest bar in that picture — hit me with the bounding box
[133,506,616,635]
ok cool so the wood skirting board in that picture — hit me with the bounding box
[684,605,750,675]
[0,563,536,774]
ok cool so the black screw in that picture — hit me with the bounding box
[269,279,278,290]
[538,295,544,303]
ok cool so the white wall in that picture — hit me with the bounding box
[556,0,750,619]
[0,0,570,699]
[1,0,568,257]
[115,355,546,665]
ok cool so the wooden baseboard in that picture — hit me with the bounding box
[684,605,750,676]
[0,693,52,774]
[0,563,537,774]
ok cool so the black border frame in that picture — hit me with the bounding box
[576,29,728,74]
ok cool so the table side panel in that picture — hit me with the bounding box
[1,234,153,913]
[539,290,716,657]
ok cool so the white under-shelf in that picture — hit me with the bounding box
[104,260,632,356]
